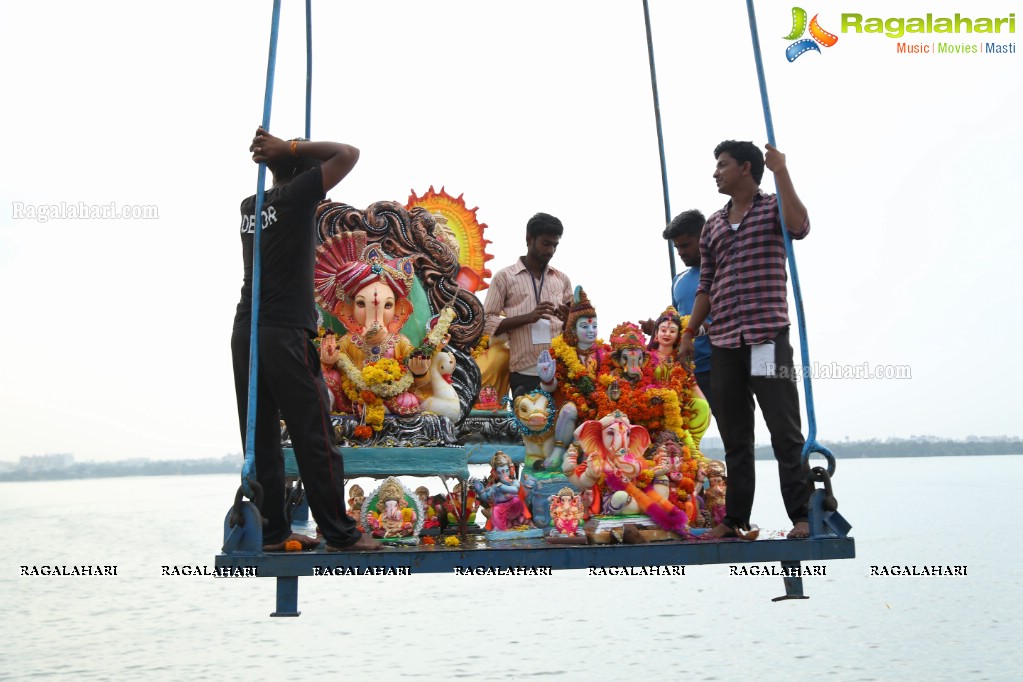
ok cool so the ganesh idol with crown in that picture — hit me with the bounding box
[312,230,437,429]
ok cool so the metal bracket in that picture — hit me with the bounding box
[772,560,809,601]
[271,577,301,617]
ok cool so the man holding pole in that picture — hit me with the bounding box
[232,127,381,552]
[680,140,811,541]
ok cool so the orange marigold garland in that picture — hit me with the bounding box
[548,335,606,421]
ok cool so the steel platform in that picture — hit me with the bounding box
[215,534,856,616]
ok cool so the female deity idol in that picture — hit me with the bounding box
[319,329,346,411]
[313,231,433,426]
[633,305,712,453]
[647,306,704,399]
[648,306,682,384]
[535,286,607,469]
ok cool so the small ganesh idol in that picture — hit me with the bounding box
[607,322,649,386]
[473,451,532,532]
[546,487,586,544]
[313,230,432,428]
[703,460,727,528]
[362,477,421,542]
[444,482,479,530]
[347,484,366,531]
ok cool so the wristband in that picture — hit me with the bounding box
[289,140,299,156]
[683,327,699,338]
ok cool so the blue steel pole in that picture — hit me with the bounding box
[304,0,313,140]
[641,0,677,285]
[243,0,283,498]
[744,0,834,474]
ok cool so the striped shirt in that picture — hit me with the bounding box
[697,191,809,349]
[483,258,573,373]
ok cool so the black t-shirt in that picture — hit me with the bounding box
[234,166,325,334]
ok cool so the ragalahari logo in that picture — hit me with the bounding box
[784,7,839,61]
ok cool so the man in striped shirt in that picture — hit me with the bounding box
[483,213,573,399]
[681,140,811,541]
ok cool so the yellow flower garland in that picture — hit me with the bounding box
[338,355,414,399]
[425,307,456,349]
[471,335,490,359]
[334,307,455,431]
[550,335,594,380]
[338,356,414,431]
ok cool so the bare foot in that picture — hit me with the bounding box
[262,540,289,552]
[787,521,810,539]
[326,533,383,552]
[706,523,758,541]
[287,533,321,549]
[705,523,738,539]
[262,533,321,552]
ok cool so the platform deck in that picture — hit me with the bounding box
[215,535,855,575]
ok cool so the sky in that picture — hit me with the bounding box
[1,1,1020,462]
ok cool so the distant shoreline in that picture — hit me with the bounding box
[0,457,242,483]
[1,439,1020,482]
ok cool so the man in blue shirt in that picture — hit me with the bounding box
[664,210,714,411]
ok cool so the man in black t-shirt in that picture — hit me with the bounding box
[232,127,381,552]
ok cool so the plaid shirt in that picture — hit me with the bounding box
[697,191,809,349]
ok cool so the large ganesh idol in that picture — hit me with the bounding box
[562,410,692,540]
[314,230,432,430]
[307,198,485,447]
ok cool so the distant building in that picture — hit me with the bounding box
[18,453,74,470]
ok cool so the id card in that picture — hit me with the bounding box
[531,318,553,344]
[750,342,776,377]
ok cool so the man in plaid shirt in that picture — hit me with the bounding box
[680,140,811,540]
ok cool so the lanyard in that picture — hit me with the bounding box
[530,268,546,305]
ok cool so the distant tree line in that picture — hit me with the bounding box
[3,437,1022,482]
[700,437,1023,460]
[0,455,241,482]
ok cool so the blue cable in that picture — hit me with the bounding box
[640,0,676,286]
[744,0,834,475]
[242,0,283,498]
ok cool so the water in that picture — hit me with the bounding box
[1,456,1020,681]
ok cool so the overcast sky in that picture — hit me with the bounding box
[1,1,1019,462]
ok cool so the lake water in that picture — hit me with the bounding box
[1,455,1020,681]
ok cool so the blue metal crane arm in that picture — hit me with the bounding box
[744,0,834,475]
[242,0,283,498]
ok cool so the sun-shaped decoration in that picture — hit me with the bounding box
[406,186,493,292]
